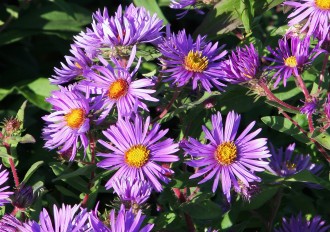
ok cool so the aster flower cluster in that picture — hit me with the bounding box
[15,0,328,231]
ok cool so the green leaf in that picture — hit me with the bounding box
[261,116,310,144]
[133,0,168,25]
[9,3,91,32]
[52,164,95,182]
[284,170,330,190]
[240,0,253,33]
[181,199,222,219]
[6,5,19,19]
[15,86,51,111]
[242,186,279,210]
[16,100,27,129]
[194,0,241,37]
[27,78,58,97]
[55,185,78,198]
[22,161,44,183]
[19,134,36,144]
[312,131,330,150]
[0,88,14,101]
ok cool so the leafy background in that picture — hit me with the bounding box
[0,0,329,231]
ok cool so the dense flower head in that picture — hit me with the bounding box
[42,86,91,161]
[221,43,261,83]
[158,27,227,92]
[12,185,34,209]
[112,177,152,206]
[78,47,158,122]
[183,111,270,202]
[300,98,318,116]
[74,4,163,59]
[50,44,92,85]
[265,36,322,87]
[90,204,154,232]
[284,0,330,40]
[275,213,330,232]
[0,164,13,206]
[97,114,179,192]
[268,143,322,177]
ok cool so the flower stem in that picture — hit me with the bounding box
[153,87,181,122]
[258,81,300,112]
[172,188,196,232]
[81,131,96,208]
[9,158,19,188]
[267,188,283,232]
[281,111,330,162]
[318,53,329,92]
[295,74,310,100]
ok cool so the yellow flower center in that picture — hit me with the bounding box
[65,108,85,129]
[285,161,297,171]
[108,79,128,100]
[214,141,237,165]
[184,50,209,72]
[124,144,150,168]
[284,56,297,68]
[315,0,330,10]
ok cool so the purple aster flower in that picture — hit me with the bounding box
[284,0,330,40]
[97,115,179,192]
[0,215,23,232]
[265,36,322,87]
[158,27,227,92]
[170,0,204,18]
[222,43,261,83]
[275,213,330,232]
[234,181,260,202]
[112,177,152,206]
[42,86,90,161]
[268,143,322,177]
[183,111,270,202]
[78,47,158,121]
[74,4,163,58]
[50,44,92,85]
[300,98,318,116]
[0,164,13,206]
[90,204,154,232]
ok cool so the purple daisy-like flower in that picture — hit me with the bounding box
[275,213,330,232]
[222,43,261,83]
[75,4,163,58]
[79,47,157,121]
[170,0,204,18]
[20,204,91,232]
[50,44,92,85]
[158,27,227,92]
[0,165,13,206]
[268,143,322,177]
[97,115,179,192]
[284,0,330,40]
[183,111,270,202]
[0,215,23,232]
[112,177,152,206]
[42,86,90,161]
[265,36,322,87]
[90,204,154,232]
